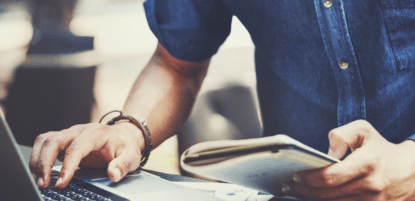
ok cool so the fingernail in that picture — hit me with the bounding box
[113,168,121,181]
[55,177,63,187]
[282,184,290,194]
[293,174,301,183]
[37,177,44,186]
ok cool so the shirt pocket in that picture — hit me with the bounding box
[381,0,415,70]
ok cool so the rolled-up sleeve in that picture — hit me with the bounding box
[407,134,415,141]
[144,0,233,62]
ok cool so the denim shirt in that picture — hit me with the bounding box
[144,0,415,154]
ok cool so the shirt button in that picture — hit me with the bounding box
[324,0,333,8]
[339,60,349,69]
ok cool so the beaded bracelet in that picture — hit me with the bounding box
[99,110,153,167]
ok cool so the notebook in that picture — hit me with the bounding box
[181,135,340,195]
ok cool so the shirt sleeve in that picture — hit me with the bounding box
[144,0,233,62]
[407,134,415,141]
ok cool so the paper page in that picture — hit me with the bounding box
[173,182,263,201]
[202,157,317,195]
[86,172,223,201]
[184,135,340,164]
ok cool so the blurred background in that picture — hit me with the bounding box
[0,0,259,176]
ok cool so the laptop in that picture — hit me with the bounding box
[0,111,223,201]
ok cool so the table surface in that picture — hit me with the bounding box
[18,145,298,201]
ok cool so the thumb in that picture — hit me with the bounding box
[107,150,141,182]
[327,120,375,159]
[327,147,343,159]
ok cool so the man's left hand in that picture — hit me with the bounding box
[282,120,415,201]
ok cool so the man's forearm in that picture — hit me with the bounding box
[121,44,210,148]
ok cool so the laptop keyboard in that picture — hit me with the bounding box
[39,170,113,201]
[40,184,112,201]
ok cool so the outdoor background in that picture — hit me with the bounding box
[0,0,257,175]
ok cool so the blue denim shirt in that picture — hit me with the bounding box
[144,0,415,154]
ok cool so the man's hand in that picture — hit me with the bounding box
[282,120,415,201]
[29,122,144,189]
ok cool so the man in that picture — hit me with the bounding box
[30,0,415,200]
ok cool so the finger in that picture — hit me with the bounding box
[55,125,88,162]
[285,181,359,200]
[328,120,377,159]
[35,135,62,188]
[30,133,50,175]
[326,196,369,201]
[295,147,377,188]
[55,125,103,188]
[107,147,141,182]
[281,183,315,201]
[286,177,380,201]
[35,125,86,188]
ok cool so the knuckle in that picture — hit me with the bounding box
[119,160,131,173]
[54,135,66,145]
[100,124,114,136]
[65,146,76,156]
[328,128,341,139]
[35,132,60,144]
[328,129,346,144]
[365,163,376,174]
[71,123,90,131]
[356,120,374,135]
[43,137,58,147]
[361,155,378,173]
[99,123,110,129]
[37,162,49,171]
[356,119,369,125]
[364,177,386,192]
[320,172,335,186]
[34,134,47,144]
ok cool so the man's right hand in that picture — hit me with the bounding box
[29,122,145,189]
[28,43,211,190]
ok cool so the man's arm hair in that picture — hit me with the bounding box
[122,43,211,148]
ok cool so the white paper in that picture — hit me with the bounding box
[173,182,275,201]
[52,166,223,201]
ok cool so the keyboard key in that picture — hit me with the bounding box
[51,170,60,176]
[40,172,122,201]
[64,191,75,197]
[86,193,98,200]
[49,193,60,200]
[69,194,82,200]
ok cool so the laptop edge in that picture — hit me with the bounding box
[0,111,43,200]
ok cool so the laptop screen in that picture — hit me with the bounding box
[0,111,43,201]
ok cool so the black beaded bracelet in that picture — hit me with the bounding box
[99,110,153,167]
